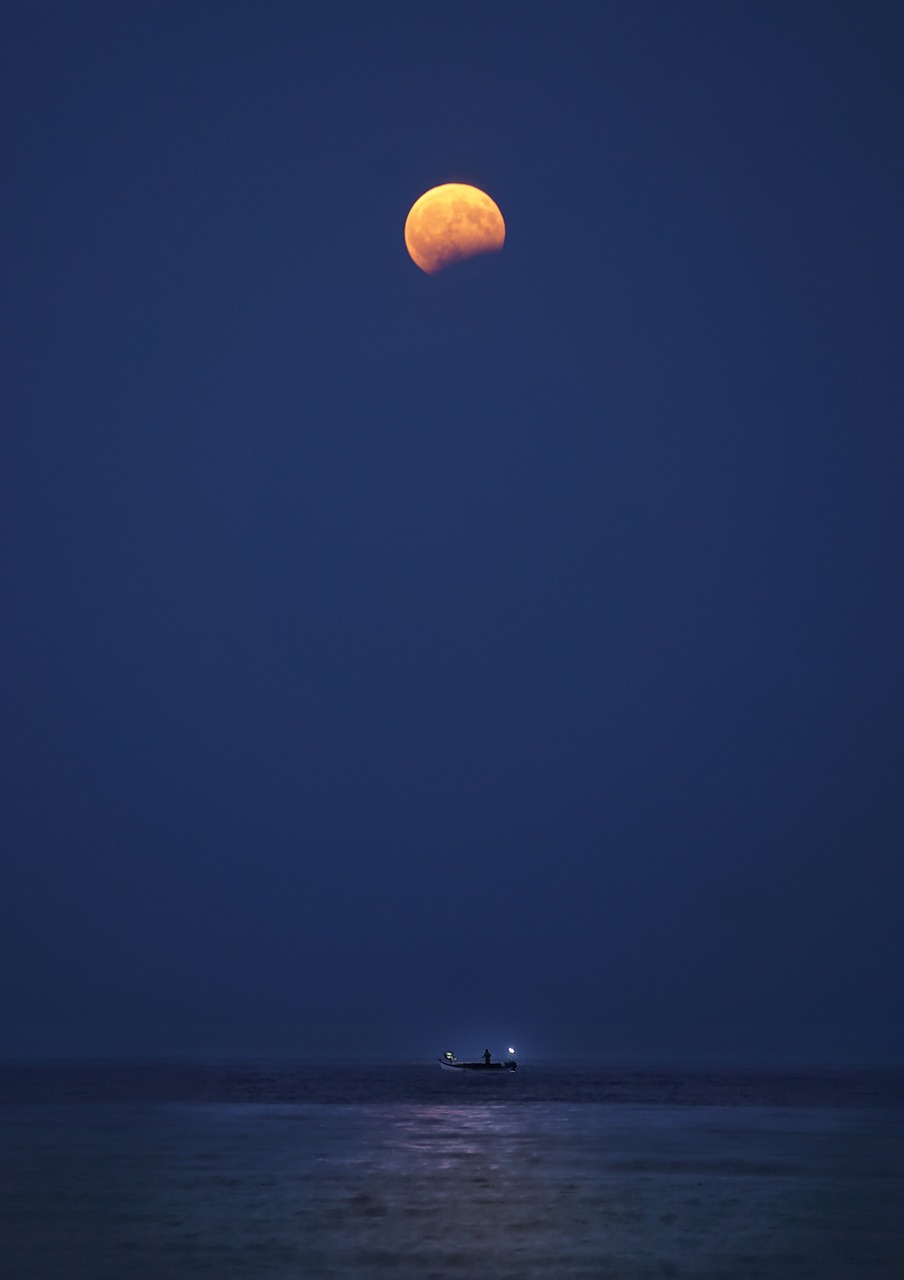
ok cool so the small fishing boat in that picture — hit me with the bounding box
[439,1050,517,1072]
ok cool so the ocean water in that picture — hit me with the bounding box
[1,1062,903,1278]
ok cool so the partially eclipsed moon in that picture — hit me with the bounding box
[405,183,505,275]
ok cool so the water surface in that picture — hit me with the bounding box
[2,1062,902,1278]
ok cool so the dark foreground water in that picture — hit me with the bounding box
[1,1061,903,1278]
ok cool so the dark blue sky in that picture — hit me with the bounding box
[3,2,903,1062]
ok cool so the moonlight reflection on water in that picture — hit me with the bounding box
[3,1074,902,1279]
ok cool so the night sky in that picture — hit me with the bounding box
[3,2,903,1063]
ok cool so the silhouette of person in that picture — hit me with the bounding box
[483,1048,491,1065]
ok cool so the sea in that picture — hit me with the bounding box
[1,1060,903,1279]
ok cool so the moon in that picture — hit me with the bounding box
[405,183,505,275]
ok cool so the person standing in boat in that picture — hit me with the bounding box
[483,1049,491,1065]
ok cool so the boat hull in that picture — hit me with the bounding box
[439,1059,517,1072]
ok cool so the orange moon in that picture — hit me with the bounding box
[405,183,505,275]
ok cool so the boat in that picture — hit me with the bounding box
[439,1050,517,1072]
